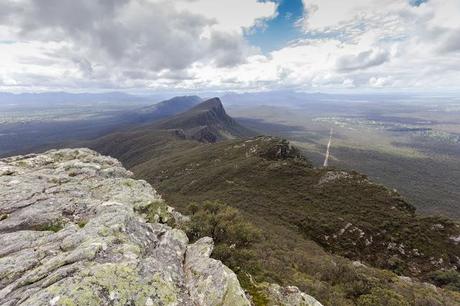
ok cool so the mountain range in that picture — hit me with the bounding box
[88,97,460,306]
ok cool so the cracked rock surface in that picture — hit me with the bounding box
[0,148,250,306]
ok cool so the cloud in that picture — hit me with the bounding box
[369,76,394,88]
[9,0,250,70]
[1,0,460,92]
[336,49,390,72]
[438,30,460,53]
[0,0,276,91]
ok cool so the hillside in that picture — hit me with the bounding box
[128,137,460,304]
[92,98,255,167]
[89,99,460,305]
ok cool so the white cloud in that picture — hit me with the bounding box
[369,76,394,88]
[175,0,277,33]
[336,49,390,72]
[1,0,460,92]
[0,0,276,91]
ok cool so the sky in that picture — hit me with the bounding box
[1,0,460,93]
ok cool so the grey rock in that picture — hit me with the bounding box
[185,237,250,306]
[0,148,250,306]
[265,283,323,306]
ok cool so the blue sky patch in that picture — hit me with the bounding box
[409,0,428,7]
[246,0,304,53]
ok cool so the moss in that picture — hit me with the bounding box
[0,214,8,221]
[135,200,174,226]
[35,220,64,232]
[122,179,135,187]
[97,226,111,237]
[238,274,269,306]
[77,220,87,228]
[43,263,178,305]
[113,243,142,258]
[16,160,28,167]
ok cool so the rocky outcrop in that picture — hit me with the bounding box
[185,237,249,305]
[0,148,250,305]
[264,284,323,306]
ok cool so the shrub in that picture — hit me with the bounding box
[357,288,409,306]
[428,269,460,291]
[186,200,261,248]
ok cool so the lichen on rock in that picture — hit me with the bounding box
[0,148,250,305]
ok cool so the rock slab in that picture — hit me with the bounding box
[0,148,250,306]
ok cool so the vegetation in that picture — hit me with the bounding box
[178,198,460,306]
[135,200,175,227]
[357,288,409,306]
[183,201,264,280]
[77,220,87,228]
[124,136,459,278]
[428,270,460,292]
[185,201,261,247]
[329,145,460,219]
[90,100,460,305]
[129,136,459,305]
[35,220,64,232]
[233,99,460,220]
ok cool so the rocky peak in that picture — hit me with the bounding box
[195,97,234,125]
[191,97,225,113]
[152,97,255,143]
[0,148,250,305]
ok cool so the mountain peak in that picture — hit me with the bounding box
[192,97,223,110]
[154,97,255,142]
[185,97,227,119]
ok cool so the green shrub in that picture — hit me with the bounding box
[357,288,409,306]
[428,269,460,291]
[186,200,261,247]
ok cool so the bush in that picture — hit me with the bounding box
[428,269,460,291]
[184,200,264,288]
[186,200,261,248]
[357,288,409,306]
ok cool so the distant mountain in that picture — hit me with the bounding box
[0,95,205,157]
[153,97,255,142]
[132,95,202,123]
[90,97,255,167]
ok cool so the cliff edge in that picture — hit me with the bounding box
[0,148,250,305]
